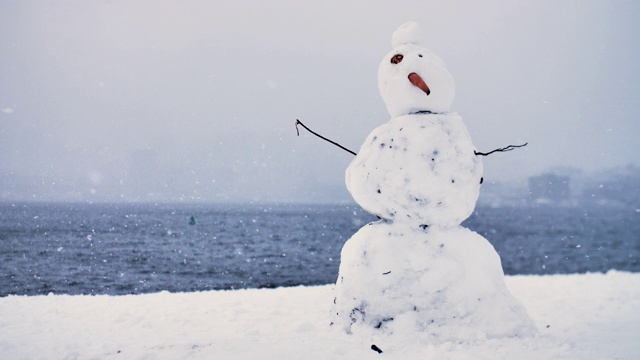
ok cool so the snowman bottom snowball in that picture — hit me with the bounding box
[330,221,537,342]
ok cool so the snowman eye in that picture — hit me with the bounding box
[390,54,403,64]
[418,54,423,58]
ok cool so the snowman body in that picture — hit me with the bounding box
[331,22,536,343]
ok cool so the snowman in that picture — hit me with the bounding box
[331,22,536,346]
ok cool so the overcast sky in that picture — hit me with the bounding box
[1,0,638,203]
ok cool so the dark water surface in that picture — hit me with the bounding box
[0,202,638,296]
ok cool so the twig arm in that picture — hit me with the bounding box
[295,119,357,156]
[475,143,528,156]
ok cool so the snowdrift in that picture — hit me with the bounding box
[0,271,638,359]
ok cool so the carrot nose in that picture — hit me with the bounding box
[408,72,430,95]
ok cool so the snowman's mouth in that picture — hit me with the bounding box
[408,73,430,95]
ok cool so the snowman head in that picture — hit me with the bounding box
[378,22,455,117]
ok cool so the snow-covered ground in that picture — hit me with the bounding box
[0,271,638,360]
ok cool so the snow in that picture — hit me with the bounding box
[0,271,637,359]
[1,20,634,360]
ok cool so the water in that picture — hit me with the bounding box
[0,202,638,297]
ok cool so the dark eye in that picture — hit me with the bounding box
[390,54,403,64]
[418,54,423,58]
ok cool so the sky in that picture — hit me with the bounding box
[0,0,639,203]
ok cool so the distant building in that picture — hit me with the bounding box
[528,173,570,204]
[581,165,640,207]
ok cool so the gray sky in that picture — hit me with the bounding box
[1,0,639,203]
